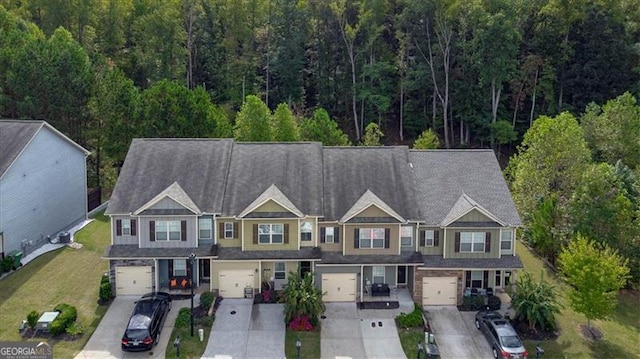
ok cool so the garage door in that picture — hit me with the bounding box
[219,270,255,298]
[115,266,152,296]
[422,276,457,306]
[322,273,356,302]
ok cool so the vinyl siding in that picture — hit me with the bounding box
[355,206,389,218]
[254,200,290,213]
[419,228,444,255]
[242,219,299,251]
[216,218,241,247]
[343,224,399,255]
[317,224,342,252]
[112,216,138,245]
[458,209,493,222]
[444,228,501,258]
[139,217,198,248]
[153,197,186,210]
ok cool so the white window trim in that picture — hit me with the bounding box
[401,226,413,247]
[259,224,284,244]
[156,220,181,241]
[500,229,513,254]
[359,228,385,249]
[424,230,435,247]
[325,227,335,244]
[372,266,385,284]
[224,222,234,239]
[274,262,286,279]
[174,259,187,276]
[199,218,212,240]
[460,232,485,253]
[122,219,131,236]
[301,222,312,241]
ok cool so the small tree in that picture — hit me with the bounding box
[412,129,440,149]
[361,123,384,146]
[283,270,325,329]
[509,271,562,331]
[558,235,630,334]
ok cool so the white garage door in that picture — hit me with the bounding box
[322,273,356,302]
[115,266,152,296]
[422,276,457,306]
[219,270,255,298]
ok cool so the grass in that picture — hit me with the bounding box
[0,212,111,358]
[164,308,212,359]
[398,326,425,359]
[516,241,640,358]
[285,328,321,359]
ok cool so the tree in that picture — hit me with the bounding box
[558,235,629,336]
[271,103,300,141]
[234,95,272,141]
[524,195,568,265]
[509,271,562,332]
[299,108,350,146]
[361,122,383,146]
[282,270,325,328]
[490,120,517,159]
[412,129,440,149]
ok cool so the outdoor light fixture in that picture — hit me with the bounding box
[189,252,196,337]
[416,341,424,359]
[296,337,302,359]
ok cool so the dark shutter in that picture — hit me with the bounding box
[320,228,326,243]
[465,271,471,287]
[150,221,156,241]
[483,271,489,287]
[454,232,460,253]
[253,224,258,244]
[284,224,289,244]
[354,228,359,248]
[434,230,439,246]
[116,220,122,236]
[169,260,174,276]
[131,219,137,236]
[385,228,390,248]
[233,223,238,238]
[419,230,425,246]
[334,227,340,243]
[485,232,491,253]
[181,221,187,241]
[219,222,224,238]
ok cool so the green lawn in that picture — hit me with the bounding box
[516,241,640,358]
[285,328,321,359]
[0,212,111,358]
[398,327,424,359]
[164,308,212,359]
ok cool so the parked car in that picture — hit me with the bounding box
[121,292,172,351]
[475,310,528,359]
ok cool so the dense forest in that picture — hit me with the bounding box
[1,1,639,285]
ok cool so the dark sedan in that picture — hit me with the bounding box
[475,310,528,359]
[121,292,172,351]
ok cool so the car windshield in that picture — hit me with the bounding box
[127,314,151,330]
[501,335,523,348]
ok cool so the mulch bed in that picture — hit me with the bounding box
[577,324,603,342]
[359,301,400,310]
[20,328,81,342]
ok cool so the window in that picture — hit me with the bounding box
[174,259,187,276]
[325,227,335,243]
[274,262,286,279]
[372,266,385,283]
[359,228,385,248]
[470,271,483,288]
[301,222,312,241]
[122,219,131,236]
[155,220,182,241]
[424,230,435,247]
[460,232,486,252]
[401,226,413,247]
[199,218,212,239]
[224,222,234,239]
[501,230,513,253]
[259,224,284,244]
[495,271,502,287]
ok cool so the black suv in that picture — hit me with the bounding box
[475,310,528,359]
[121,292,172,351]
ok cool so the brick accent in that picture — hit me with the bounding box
[413,268,464,305]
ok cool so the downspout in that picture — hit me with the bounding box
[361,264,364,302]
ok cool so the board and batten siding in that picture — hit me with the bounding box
[0,126,86,254]
[138,217,198,248]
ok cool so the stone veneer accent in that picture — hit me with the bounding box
[109,259,156,296]
[413,268,464,305]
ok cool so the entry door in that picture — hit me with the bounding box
[397,266,407,285]
[199,259,211,282]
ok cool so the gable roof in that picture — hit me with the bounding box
[323,146,421,222]
[340,189,405,223]
[409,150,521,227]
[238,184,303,218]
[134,181,201,215]
[221,142,324,217]
[106,138,234,215]
[441,193,505,227]
[0,120,89,178]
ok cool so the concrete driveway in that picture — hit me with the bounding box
[321,303,405,359]
[74,295,192,359]
[202,299,285,359]
[425,306,493,359]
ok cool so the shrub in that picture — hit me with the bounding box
[200,291,214,311]
[510,271,562,331]
[253,293,264,304]
[262,290,273,303]
[27,311,39,330]
[99,282,112,301]
[288,315,314,331]
[66,321,84,337]
[49,303,78,336]
[460,296,485,311]
[175,307,191,327]
[488,295,502,311]
[396,304,424,329]
[0,257,13,273]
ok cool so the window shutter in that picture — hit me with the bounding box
[419,230,425,246]
[334,227,340,243]
[434,230,439,246]
[385,228,390,248]
[465,271,471,287]
[131,220,137,236]
[485,232,491,253]
[354,228,359,248]
[284,224,289,244]
[320,227,326,243]
[483,271,489,287]
[253,224,258,244]
[168,260,173,275]
[233,223,238,238]
[116,220,122,236]
[454,232,460,253]
[219,222,224,238]
[181,221,187,241]
[150,221,156,242]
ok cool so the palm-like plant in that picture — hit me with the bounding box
[509,271,562,331]
[283,270,325,326]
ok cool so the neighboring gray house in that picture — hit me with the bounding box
[104,138,523,305]
[0,120,90,260]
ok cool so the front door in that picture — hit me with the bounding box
[199,259,211,283]
[397,266,407,285]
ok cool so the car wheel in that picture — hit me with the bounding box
[475,319,480,330]
[492,347,499,359]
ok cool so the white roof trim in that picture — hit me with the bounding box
[340,189,405,223]
[440,193,505,227]
[238,184,303,218]
[133,181,201,215]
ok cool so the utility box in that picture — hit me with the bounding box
[37,311,60,332]
[59,232,71,243]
